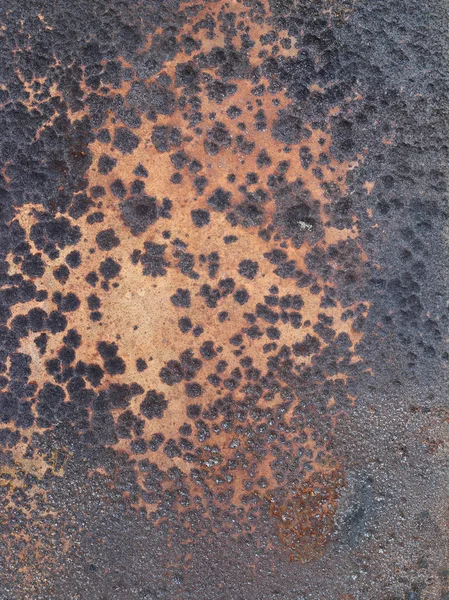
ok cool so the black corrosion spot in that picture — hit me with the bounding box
[120,195,158,235]
[140,390,168,419]
[98,154,117,175]
[96,229,120,250]
[151,126,182,152]
[140,242,169,277]
[97,341,125,375]
[113,127,140,154]
[66,250,81,268]
[99,258,121,280]
[238,260,259,279]
[272,109,304,144]
[208,187,232,212]
[191,209,210,228]
[170,288,191,308]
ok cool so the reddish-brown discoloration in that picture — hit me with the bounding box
[1,0,369,563]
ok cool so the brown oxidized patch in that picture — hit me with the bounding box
[1,0,370,563]
[269,469,345,562]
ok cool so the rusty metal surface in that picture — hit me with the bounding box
[0,0,447,598]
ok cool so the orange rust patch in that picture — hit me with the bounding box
[2,0,370,561]
[270,468,344,562]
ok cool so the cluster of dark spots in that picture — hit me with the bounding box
[186,404,201,419]
[116,410,144,439]
[147,433,164,452]
[238,260,259,280]
[299,147,313,169]
[120,195,158,235]
[277,199,315,234]
[70,191,94,220]
[151,125,182,153]
[193,175,208,195]
[203,251,220,279]
[178,317,192,333]
[159,197,172,219]
[84,384,144,444]
[235,134,255,155]
[208,187,232,212]
[185,382,203,398]
[292,334,321,356]
[111,179,127,199]
[226,105,242,119]
[324,190,354,229]
[35,382,66,427]
[87,294,102,321]
[81,362,104,388]
[130,180,146,195]
[218,278,235,296]
[85,271,99,287]
[170,150,189,170]
[171,239,198,279]
[191,208,210,228]
[97,129,111,143]
[58,345,76,366]
[65,250,81,268]
[97,341,125,375]
[20,253,46,278]
[130,249,141,265]
[192,325,204,338]
[64,329,81,348]
[199,340,217,360]
[33,333,48,355]
[170,171,183,185]
[188,160,202,174]
[113,127,140,154]
[127,79,176,119]
[170,288,191,308]
[27,307,47,333]
[90,186,105,203]
[87,211,105,224]
[99,257,121,280]
[30,216,81,251]
[246,172,259,185]
[140,390,168,420]
[254,107,268,131]
[206,80,237,103]
[133,163,148,178]
[204,122,232,155]
[0,392,18,423]
[224,234,238,244]
[96,228,120,251]
[232,198,266,228]
[136,358,147,372]
[257,149,272,169]
[330,117,354,158]
[102,384,134,410]
[130,438,147,454]
[140,242,169,277]
[53,291,81,312]
[46,310,67,334]
[272,109,304,145]
[305,239,364,301]
[199,284,220,309]
[97,154,116,175]
[159,350,202,387]
[234,288,250,305]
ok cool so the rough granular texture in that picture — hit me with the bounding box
[0,0,447,599]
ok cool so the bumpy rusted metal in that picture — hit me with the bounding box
[0,0,447,598]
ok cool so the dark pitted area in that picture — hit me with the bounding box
[0,0,447,598]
